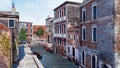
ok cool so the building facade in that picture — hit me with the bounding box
[79,0,120,68]
[53,1,80,57]
[46,16,53,49]
[67,25,79,65]
[26,22,33,43]
[0,3,19,63]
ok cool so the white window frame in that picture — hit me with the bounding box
[8,19,15,28]
[82,26,86,41]
[92,2,97,20]
[91,54,97,68]
[92,25,97,42]
[81,50,86,66]
[82,8,86,22]
[99,61,112,68]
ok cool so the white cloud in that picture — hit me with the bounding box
[0,0,11,10]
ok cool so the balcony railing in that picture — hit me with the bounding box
[53,33,66,38]
[54,16,67,23]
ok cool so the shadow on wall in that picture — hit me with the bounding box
[0,55,8,68]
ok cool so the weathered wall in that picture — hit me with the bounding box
[114,0,120,68]
[79,0,115,67]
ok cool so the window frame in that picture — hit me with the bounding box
[91,54,97,68]
[82,8,86,22]
[8,19,15,28]
[81,50,86,66]
[82,26,86,41]
[92,2,97,20]
[92,25,97,42]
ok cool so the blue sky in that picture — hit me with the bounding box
[0,0,83,25]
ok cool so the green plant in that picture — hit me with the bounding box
[36,27,44,36]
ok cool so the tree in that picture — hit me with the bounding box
[36,27,44,36]
[19,28,27,40]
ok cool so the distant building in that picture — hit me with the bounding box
[26,22,33,43]
[19,22,27,31]
[32,25,46,41]
[53,1,80,57]
[46,16,53,49]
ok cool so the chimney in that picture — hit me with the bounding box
[11,0,16,13]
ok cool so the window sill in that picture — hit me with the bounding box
[82,40,86,41]
[91,41,97,43]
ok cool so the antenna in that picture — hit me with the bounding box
[12,0,15,8]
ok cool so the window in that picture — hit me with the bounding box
[68,47,70,53]
[74,34,76,40]
[60,25,62,33]
[60,9,62,17]
[64,24,66,33]
[91,55,97,68]
[92,25,97,42]
[26,28,28,33]
[64,40,66,46]
[64,7,66,16]
[72,47,75,57]
[30,28,32,33]
[82,51,86,65]
[68,34,70,39]
[82,8,86,22]
[92,3,97,20]
[60,39,62,45]
[8,19,15,28]
[82,26,86,40]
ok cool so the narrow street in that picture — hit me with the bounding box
[30,44,79,68]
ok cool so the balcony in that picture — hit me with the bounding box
[54,16,67,23]
[53,33,66,38]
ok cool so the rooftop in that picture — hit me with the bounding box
[54,1,80,11]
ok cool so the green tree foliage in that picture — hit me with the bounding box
[36,27,44,36]
[19,28,27,40]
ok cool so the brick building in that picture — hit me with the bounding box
[53,1,80,57]
[46,16,53,50]
[26,22,33,43]
[79,0,120,68]
[67,25,79,64]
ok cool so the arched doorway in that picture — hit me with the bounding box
[102,64,108,68]
[91,55,97,68]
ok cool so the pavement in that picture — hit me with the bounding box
[30,44,79,68]
[17,44,44,68]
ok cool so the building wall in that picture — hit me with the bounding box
[0,24,11,68]
[67,27,79,63]
[26,23,32,42]
[79,0,115,68]
[53,1,80,57]
[114,0,120,68]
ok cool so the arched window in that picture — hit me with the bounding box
[102,64,108,68]
[82,51,85,65]
[91,55,97,68]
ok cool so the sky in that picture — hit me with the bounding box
[0,0,83,25]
